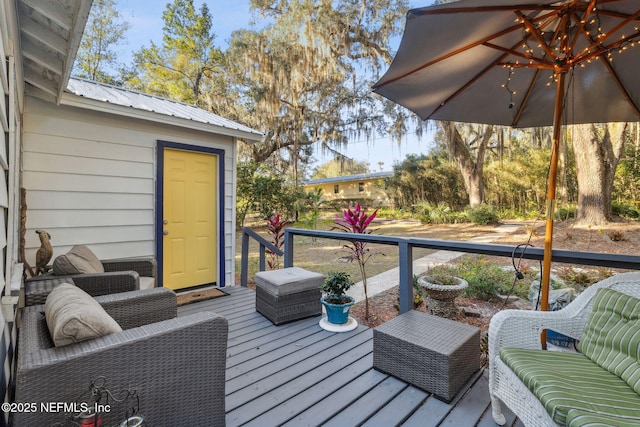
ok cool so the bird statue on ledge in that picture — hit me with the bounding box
[35,229,53,275]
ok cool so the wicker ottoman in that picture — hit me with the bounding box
[373,310,480,402]
[254,267,323,325]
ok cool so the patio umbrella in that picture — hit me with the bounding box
[373,0,640,326]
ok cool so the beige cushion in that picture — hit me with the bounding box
[45,283,122,347]
[52,245,105,275]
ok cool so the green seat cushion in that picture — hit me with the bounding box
[578,288,640,393]
[566,408,640,427]
[500,347,640,425]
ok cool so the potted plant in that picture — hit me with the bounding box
[320,271,355,325]
[418,266,468,319]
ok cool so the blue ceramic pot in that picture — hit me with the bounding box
[321,295,355,324]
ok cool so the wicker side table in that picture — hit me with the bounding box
[255,267,323,325]
[373,310,480,402]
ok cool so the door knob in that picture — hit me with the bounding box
[163,219,168,225]
[163,230,169,236]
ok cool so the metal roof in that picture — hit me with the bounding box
[304,171,393,185]
[17,0,92,102]
[65,78,264,141]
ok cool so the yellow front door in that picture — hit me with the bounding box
[162,148,218,290]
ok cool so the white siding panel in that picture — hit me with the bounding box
[27,210,152,228]
[25,225,153,249]
[26,241,155,263]
[24,152,153,178]
[26,133,152,163]
[26,191,153,210]
[24,172,153,194]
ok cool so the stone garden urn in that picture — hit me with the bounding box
[418,275,468,319]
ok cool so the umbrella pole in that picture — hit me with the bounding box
[541,72,566,349]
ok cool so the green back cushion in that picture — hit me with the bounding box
[578,287,640,393]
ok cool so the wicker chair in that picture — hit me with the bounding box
[488,272,640,426]
[14,288,228,427]
[24,257,157,306]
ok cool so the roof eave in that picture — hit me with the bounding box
[60,92,264,142]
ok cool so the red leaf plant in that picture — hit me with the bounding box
[266,214,286,270]
[332,203,378,319]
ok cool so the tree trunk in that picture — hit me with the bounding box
[572,123,626,226]
[445,122,493,208]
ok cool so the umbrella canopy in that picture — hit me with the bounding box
[373,0,640,334]
[374,0,640,127]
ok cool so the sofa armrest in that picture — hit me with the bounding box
[24,272,139,306]
[15,311,228,427]
[95,288,177,329]
[102,257,157,278]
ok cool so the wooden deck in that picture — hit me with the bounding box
[177,286,523,427]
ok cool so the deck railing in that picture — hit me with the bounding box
[239,226,640,312]
[277,227,640,314]
[240,227,284,287]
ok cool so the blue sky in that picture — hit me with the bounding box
[113,0,434,171]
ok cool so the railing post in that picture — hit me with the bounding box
[259,243,266,271]
[284,230,294,267]
[398,241,413,314]
[241,230,250,287]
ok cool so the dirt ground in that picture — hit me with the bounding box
[349,218,640,332]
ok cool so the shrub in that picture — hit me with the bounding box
[442,257,516,300]
[465,204,500,225]
[607,230,626,242]
[554,204,577,220]
[612,202,640,218]
[557,266,613,289]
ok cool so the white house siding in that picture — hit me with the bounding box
[22,96,237,287]
[1,0,23,423]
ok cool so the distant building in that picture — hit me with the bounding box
[303,171,393,208]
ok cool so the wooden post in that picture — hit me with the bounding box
[541,71,566,348]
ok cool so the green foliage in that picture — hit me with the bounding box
[236,161,303,228]
[321,271,354,303]
[484,147,553,217]
[396,275,424,311]
[437,257,516,300]
[612,202,640,219]
[385,151,467,209]
[216,0,410,163]
[415,202,461,224]
[126,0,222,106]
[423,266,461,286]
[374,208,415,220]
[412,275,424,308]
[73,0,130,84]
[465,204,499,225]
[311,159,370,179]
[557,266,613,288]
[298,187,325,231]
[554,204,577,220]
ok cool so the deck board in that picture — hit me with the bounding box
[177,286,497,426]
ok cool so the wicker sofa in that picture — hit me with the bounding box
[24,256,157,306]
[489,272,640,426]
[14,288,228,427]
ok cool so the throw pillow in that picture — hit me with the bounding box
[52,245,105,275]
[45,283,122,347]
[578,287,640,394]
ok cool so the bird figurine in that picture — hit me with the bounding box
[35,230,53,275]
